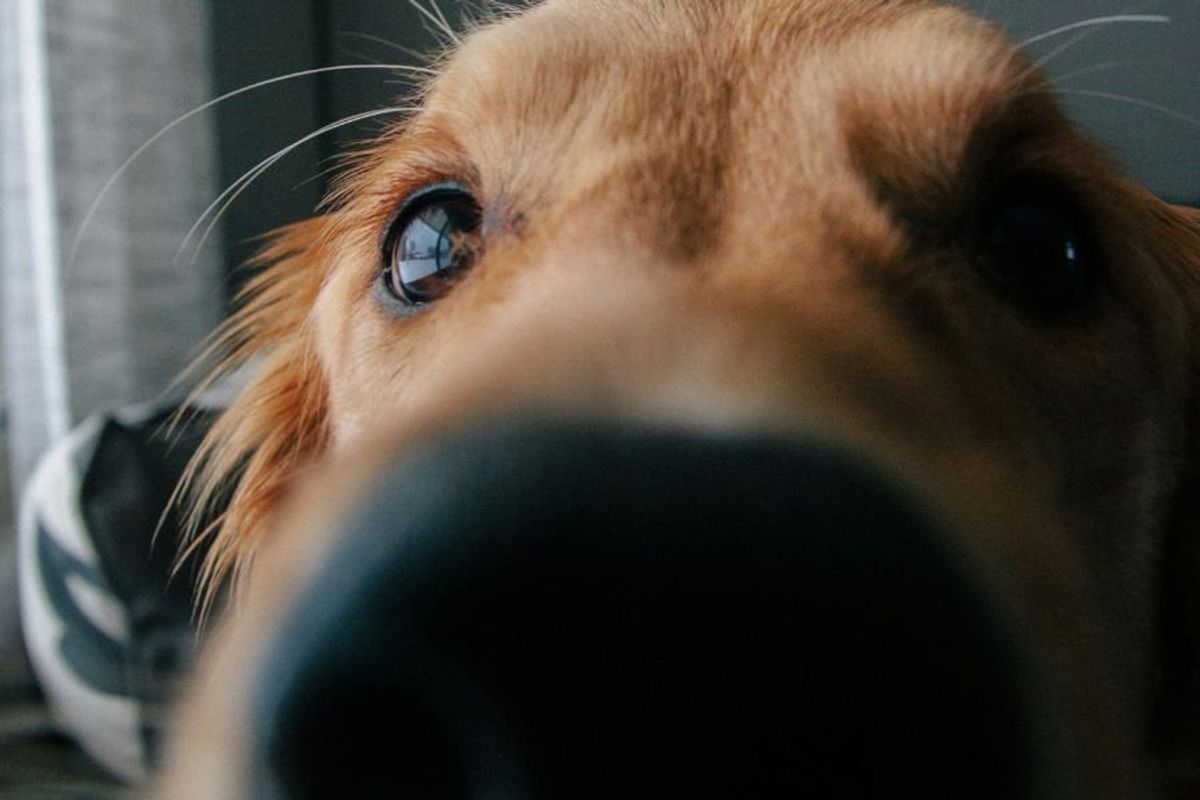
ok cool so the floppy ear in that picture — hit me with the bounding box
[181,217,333,614]
[1153,201,1200,791]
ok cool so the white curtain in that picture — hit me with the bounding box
[2,0,224,498]
[1,0,68,507]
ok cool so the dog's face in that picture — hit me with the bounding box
[168,1,1200,797]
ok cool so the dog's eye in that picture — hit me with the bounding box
[978,181,1099,315]
[383,184,482,304]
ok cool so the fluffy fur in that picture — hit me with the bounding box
[163,1,1200,796]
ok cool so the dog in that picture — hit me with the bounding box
[154,1,1200,797]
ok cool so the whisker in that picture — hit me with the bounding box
[292,158,351,193]
[1014,33,1098,93]
[336,31,433,64]
[1017,6,1169,86]
[1054,89,1200,129]
[428,0,457,39]
[1051,59,1156,84]
[1021,14,1170,48]
[408,0,462,46]
[67,63,432,272]
[454,0,486,31]
[177,106,413,265]
[1025,30,1097,80]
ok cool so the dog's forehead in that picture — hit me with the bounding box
[415,1,1037,209]
[428,1,1024,146]
[349,0,1058,267]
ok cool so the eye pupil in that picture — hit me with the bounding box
[386,186,481,304]
[980,183,1096,315]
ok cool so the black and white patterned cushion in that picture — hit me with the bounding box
[18,404,218,782]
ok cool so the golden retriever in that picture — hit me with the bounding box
[156,0,1200,796]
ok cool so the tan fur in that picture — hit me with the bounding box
[181,218,333,608]
[165,1,1200,796]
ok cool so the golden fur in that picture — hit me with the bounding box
[161,1,1200,796]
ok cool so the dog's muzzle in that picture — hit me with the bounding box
[250,421,1074,799]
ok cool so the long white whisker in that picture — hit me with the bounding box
[1025,29,1096,80]
[336,31,433,64]
[177,106,412,265]
[409,0,461,46]
[1021,14,1169,48]
[68,64,431,272]
[428,0,456,38]
[1018,8,1168,85]
[1055,89,1200,129]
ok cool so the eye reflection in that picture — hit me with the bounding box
[386,188,481,304]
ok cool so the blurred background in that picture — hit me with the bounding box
[0,0,1196,789]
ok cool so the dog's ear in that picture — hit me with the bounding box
[1153,201,1200,791]
[181,217,332,614]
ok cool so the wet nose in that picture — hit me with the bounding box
[250,420,1069,799]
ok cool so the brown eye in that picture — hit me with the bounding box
[383,184,482,304]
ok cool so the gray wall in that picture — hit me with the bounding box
[47,0,225,421]
[3,0,225,493]
[963,0,1199,205]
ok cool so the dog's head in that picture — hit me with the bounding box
[168,1,1200,797]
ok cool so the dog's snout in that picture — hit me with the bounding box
[251,421,1074,799]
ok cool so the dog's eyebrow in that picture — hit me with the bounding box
[808,3,1093,225]
[842,70,1077,232]
[331,124,481,233]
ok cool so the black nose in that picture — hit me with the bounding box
[250,421,1069,799]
